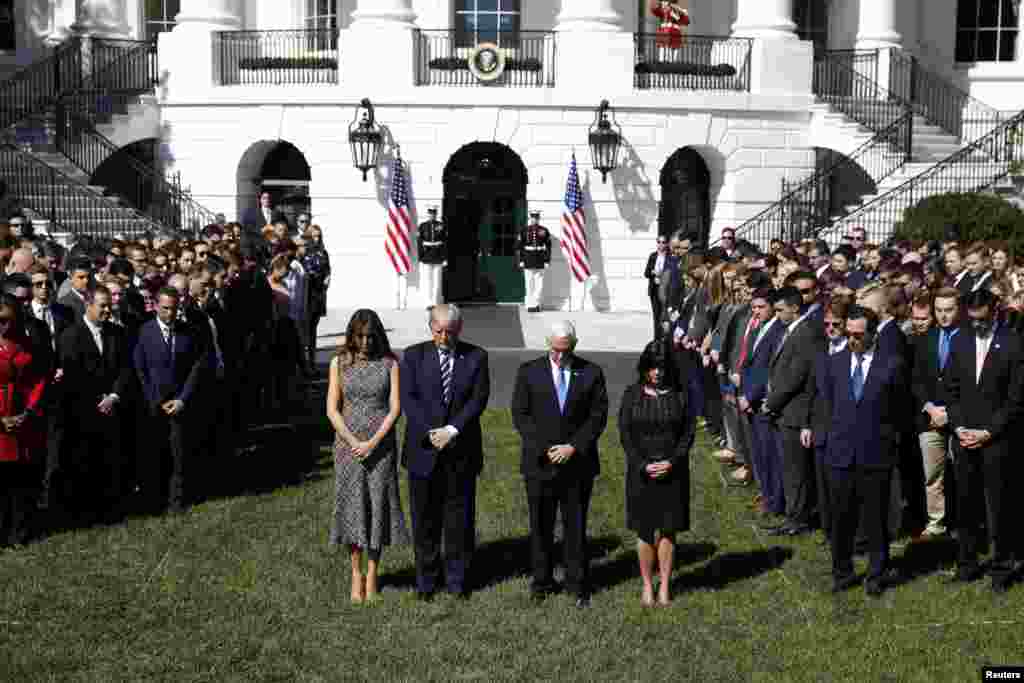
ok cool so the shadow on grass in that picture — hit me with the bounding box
[897,537,960,578]
[591,540,718,595]
[671,546,793,592]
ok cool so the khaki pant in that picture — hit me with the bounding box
[918,430,949,533]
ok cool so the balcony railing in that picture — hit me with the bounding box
[214,29,339,85]
[634,34,752,92]
[414,30,555,87]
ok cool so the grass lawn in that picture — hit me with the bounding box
[1,405,1020,682]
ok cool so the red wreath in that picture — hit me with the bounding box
[650,0,690,50]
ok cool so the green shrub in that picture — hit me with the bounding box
[893,191,1024,254]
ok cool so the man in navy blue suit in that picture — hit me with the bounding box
[738,288,786,518]
[400,304,490,600]
[816,305,908,596]
[133,287,209,513]
[511,321,608,608]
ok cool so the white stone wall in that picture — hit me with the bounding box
[161,99,814,312]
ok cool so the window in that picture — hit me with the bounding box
[956,0,1019,62]
[305,0,338,51]
[454,0,521,48]
[794,0,828,55]
[144,0,180,40]
[0,0,14,52]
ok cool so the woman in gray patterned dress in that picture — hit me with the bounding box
[326,309,409,603]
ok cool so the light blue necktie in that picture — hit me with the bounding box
[938,328,957,371]
[557,367,569,413]
[851,353,865,402]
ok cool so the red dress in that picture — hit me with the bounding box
[650,1,690,49]
[0,342,46,464]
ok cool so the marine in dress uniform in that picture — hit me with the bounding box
[418,207,448,309]
[650,0,690,50]
[517,211,552,313]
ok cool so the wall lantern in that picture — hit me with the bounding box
[588,99,621,184]
[349,98,384,181]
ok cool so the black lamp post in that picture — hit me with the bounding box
[349,98,383,181]
[588,99,621,184]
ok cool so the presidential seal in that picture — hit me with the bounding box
[468,43,506,82]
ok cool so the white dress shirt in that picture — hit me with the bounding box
[828,338,848,355]
[975,333,992,384]
[654,252,666,276]
[850,349,874,380]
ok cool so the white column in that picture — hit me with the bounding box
[350,0,416,27]
[47,0,77,45]
[855,0,902,50]
[731,0,797,39]
[555,0,622,32]
[159,0,243,95]
[731,0,811,95]
[554,0,633,96]
[257,0,305,31]
[71,0,131,38]
[340,0,418,92]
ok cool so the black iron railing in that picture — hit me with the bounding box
[732,113,914,248]
[83,37,158,99]
[415,30,555,87]
[215,29,339,85]
[0,37,83,130]
[634,34,752,92]
[54,101,211,237]
[813,49,908,131]
[823,110,1024,245]
[889,49,1003,144]
[0,143,164,238]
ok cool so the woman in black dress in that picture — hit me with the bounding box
[619,338,697,606]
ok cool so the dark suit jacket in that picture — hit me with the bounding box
[132,319,207,415]
[765,319,825,429]
[819,349,908,469]
[241,207,287,230]
[876,319,909,360]
[643,251,666,299]
[31,302,74,356]
[910,326,960,434]
[844,270,867,291]
[399,340,490,479]
[58,321,132,420]
[22,317,54,380]
[943,326,1024,458]
[740,318,786,412]
[511,355,609,481]
[58,290,86,321]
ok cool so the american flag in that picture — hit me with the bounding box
[384,154,413,275]
[560,154,591,282]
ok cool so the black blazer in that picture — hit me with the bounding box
[399,340,490,479]
[643,251,666,298]
[910,326,961,433]
[818,349,908,469]
[943,326,1024,458]
[241,207,287,230]
[765,320,825,429]
[57,290,86,322]
[58,321,132,418]
[511,354,609,481]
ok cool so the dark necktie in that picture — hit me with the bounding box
[440,350,453,405]
[851,353,865,402]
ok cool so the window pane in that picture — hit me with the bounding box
[454,0,473,10]
[977,29,998,59]
[498,13,518,33]
[957,0,979,27]
[498,0,521,10]
[478,0,499,12]
[979,0,998,27]
[1002,0,1018,26]
[145,0,162,20]
[955,30,977,60]
[476,12,499,39]
[999,29,1017,60]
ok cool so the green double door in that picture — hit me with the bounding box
[443,185,526,304]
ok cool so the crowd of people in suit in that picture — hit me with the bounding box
[646,225,1023,596]
[0,212,330,547]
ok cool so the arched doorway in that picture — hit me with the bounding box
[91,138,160,214]
[442,142,528,303]
[236,140,311,230]
[659,148,711,247]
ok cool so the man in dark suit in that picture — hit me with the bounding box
[133,287,208,514]
[762,285,825,536]
[943,288,1024,592]
[738,288,786,517]
[400,304,490,600]
[511,321,609,608]
[57,257,92,321]
[57,285,132,523]
[910,287,961,539]
[817,305,908,596]
[644,236,669,339]
[241,190,286,232]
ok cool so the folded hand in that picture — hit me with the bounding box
[646,461,672,479]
